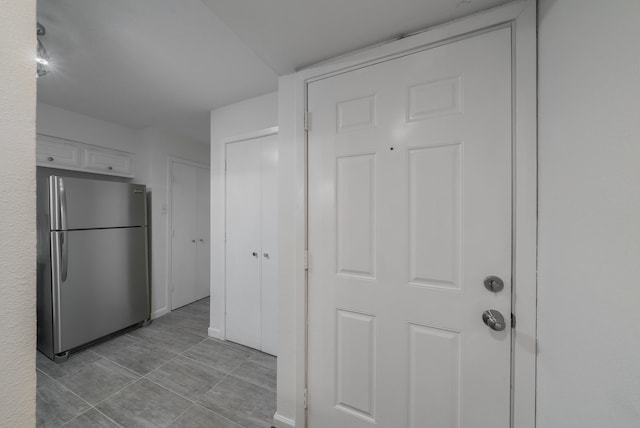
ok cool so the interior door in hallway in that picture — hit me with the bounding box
[171,160,210,310]
[307,28,513,427]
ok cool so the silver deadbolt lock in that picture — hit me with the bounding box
[482,310,506,331]
[484,276,504,292]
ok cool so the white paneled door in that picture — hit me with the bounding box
[226,134,279,354]
[171,161,210,310]
[307,28,512,427]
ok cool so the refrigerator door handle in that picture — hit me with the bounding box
[59,178,68,231]
[60,231,68,282]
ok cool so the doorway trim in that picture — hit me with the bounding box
[166,156,211,314]
[280,1,537,427]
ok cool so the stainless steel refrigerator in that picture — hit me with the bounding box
[37,176,150,361]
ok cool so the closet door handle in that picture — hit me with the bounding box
[263,253,269,259]
[252,252,258,257]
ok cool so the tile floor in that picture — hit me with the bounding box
[36,298,277,428]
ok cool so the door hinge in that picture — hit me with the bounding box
[511,313,516,328]
[303,388,308,409]
[304,111,312,132]
[304,250,309,271]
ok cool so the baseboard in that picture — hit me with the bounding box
[151,307,168,320]
[208,327,223,340]
[273,412,295,428]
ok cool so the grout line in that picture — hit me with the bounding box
[166,403,195,426]
[93,407,126,428]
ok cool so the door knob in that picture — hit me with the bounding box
[252,252,258,257]
[482,310,506,331]
[192,239,196,243]
[484,276,504,292]
[263,253,269,259]
[199,239,204,242]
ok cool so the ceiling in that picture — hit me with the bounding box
[37,0,512,144]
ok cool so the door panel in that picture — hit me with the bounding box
[260,135,279,355]
[51,176,146,230]
[53,227,149,353]
[226,139,262,349]
[196,166,211,300]
[171,162,198,310]
[308,28,512,427]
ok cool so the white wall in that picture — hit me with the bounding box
[0,0,37,425]
[538,1,640,426]
[209,92,278,338]
[36,104,210,318]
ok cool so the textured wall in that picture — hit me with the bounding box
[0,0,37,425]
[538,0,640,426]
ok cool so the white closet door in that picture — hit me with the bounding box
[196,166,211,300]
[226,139,262,349]
[260,135,279,356]
[171,162,198,310]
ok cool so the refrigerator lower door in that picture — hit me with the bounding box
[51,227,149,354]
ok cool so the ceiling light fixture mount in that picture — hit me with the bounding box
[37,22,51,78]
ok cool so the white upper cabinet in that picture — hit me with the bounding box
[36,135,82,169]
[36,134,135,178]
[83,147,133,177]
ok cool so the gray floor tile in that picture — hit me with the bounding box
[92,333,139,359]
[143,328,205,354]
[247,352,277,372]
[36,349,101,380]
[182,340,246,373]
[232,361,277,392]
[35,297,276,428]
[62,408,121,428]
[97,378,191,428]
[147,356,227,401]
[105,340,178,376]
[37,373,91,428]
[197,376,276,428]
[168,404,242,428]
[57,357,140,404]
[127,324,161,340]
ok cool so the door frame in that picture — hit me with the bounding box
[215,127,279,342]
[282,1,537,427]
[166,156,210,313]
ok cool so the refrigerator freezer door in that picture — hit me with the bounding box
[50,176,146,230]
[51,227,149,354]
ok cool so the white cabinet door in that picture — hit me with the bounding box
[171,162,198,310]
[36,136,82,169]
[83,148,134,177]
[226,138,263,350]
[260,135,279,356]
[196,166,211,300]
[308,28,512,427]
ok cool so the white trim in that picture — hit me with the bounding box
[273,412,296,428]
[207,327,224,340]
[286,1,537,427]
[166,156,210,312]
[221,126,279,145]
[150,307,169,320]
